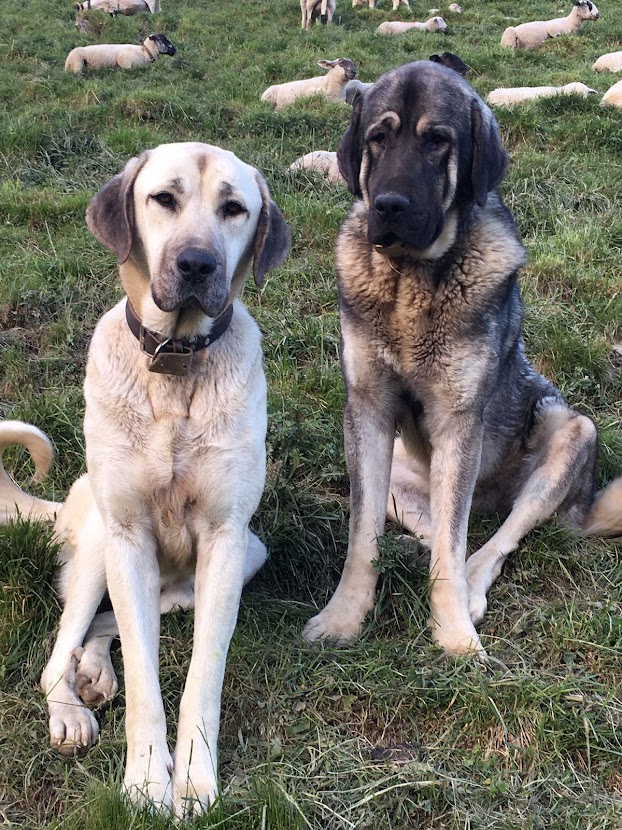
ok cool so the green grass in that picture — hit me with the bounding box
[0,0,621,827]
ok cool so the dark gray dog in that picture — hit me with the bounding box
[303,61,622,656]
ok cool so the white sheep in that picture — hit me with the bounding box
[64,33,175,72]
[593,51,622,72]
[300,0,336,30]
[501,1,599,49]
[487,82,596,107]
[376,16,448,34]
[601,79,622,106]
[75,0,160,14]
[261,58,357,110]
[448,3,462,12]
[353,0,410,10]
[288,151,344,184]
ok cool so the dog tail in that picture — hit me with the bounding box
[321,0,328,17]
[0,421,62,524]
[582,477,622,537]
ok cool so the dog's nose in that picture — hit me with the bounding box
[374,194,410,219]
[176,249,217,283]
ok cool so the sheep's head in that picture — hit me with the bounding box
[148,34,177,56]
[573,0,599,20]
[564,82,597,96]
[318,58,358,81]
[427,16,448,32]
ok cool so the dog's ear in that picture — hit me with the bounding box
[86,153,148,263]
[337,90,365,196]
[470,97,509,207]
[252,173,291,287]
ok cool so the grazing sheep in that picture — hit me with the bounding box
[352,0,410,10]
[288,151,344,184]
[501,1,599,49]
[64,33,175,73]
[593,51,622,72]
[487,82,596,107]
[75,9,108,33]
[448,3,463,12]
[344,78,374,103]
[429,51,468,75]
[376,16,448,34]
[300,0,336,30]
[601,79,622,106]
[260,58,357,110]
[75,0,160,14]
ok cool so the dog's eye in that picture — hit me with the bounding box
[152,192,176,209]
[426,133,450,151]
[369,131,387,148]
[222,200,246,219]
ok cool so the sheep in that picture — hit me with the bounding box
[64,33,175,72]
[260,58,357,110]
[352,0,410,11]
[601,79,622,106]
[487,82,596,107]
[448,3,463,12]
[376,16,448,34]
[429,51,468,75]
[75,0,160,14]
[288,151,345,184]
[501,1,599,50]
[300,0,336,30]
[593,51,622,72]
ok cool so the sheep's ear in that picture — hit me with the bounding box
[470,97,509,207]
[252,173,291,287]
[86,153,148,263]
[337,89,365,196]
[318,59,337,70]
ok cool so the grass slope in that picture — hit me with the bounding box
[0,0,621,827]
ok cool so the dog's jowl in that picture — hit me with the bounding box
[303,61,622,656]
[0,143,290,817]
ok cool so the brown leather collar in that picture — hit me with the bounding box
[125,299,233,376]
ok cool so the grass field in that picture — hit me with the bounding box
[1,0,621,827]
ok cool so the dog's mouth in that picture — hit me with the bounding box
[367,216,444,253]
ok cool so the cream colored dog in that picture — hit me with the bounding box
[0,142,290,818]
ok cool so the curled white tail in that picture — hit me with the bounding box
[0,421,62,524]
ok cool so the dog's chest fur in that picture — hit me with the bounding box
[337,198,525,398]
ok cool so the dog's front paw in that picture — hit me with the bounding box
[48,701,100,758]
[172,764,219,819]
[124,748,174,812]
[75,649,119,707]
[303,602,367,644]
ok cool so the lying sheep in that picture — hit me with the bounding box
[501,1,599,49]
[289,151,344,184]
[65,33,175,72]
[300,0,336,29]
[376,16,448,34]
[487,82,596,107]
[593,51,622,72]
[75,0,159,14]
[261,58,357,110]
[429,51,468,75]
[352,0,410,10]
[601,79,622,106]
[448,3,462,12]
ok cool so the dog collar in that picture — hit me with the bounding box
[125,299,233,376]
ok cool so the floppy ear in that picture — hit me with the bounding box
[318,59,337,71]
[470,97,509,207]
[86,153,148,263]
[252,174,291,287]
[337,90,365,196]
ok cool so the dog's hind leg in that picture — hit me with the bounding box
[466,408,597,625]
[75,611,119,706]
[386,437,432,548]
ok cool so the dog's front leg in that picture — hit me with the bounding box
[104,525,173,810]
[428,415,485,656]
[172,523,248,817]
[304,395,395,642]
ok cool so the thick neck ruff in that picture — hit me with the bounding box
[125,299,233,376]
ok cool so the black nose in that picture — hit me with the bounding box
[374,194,410,219]
[176,248,217,283]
